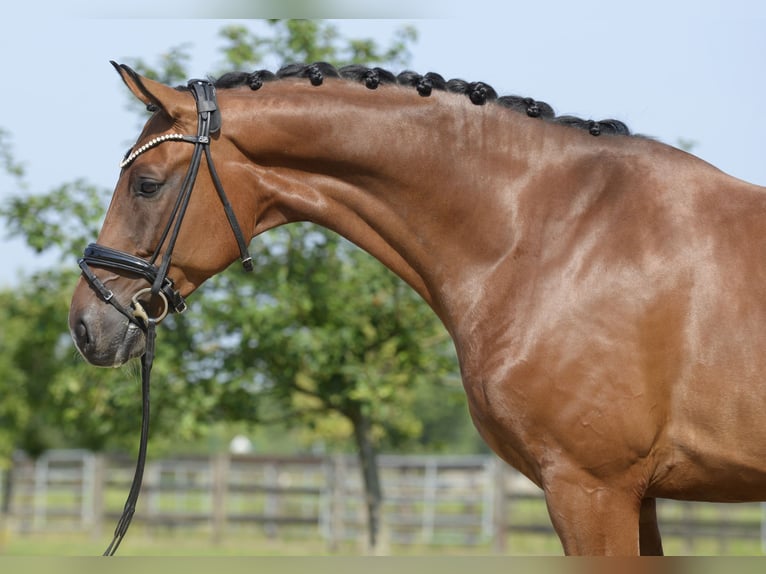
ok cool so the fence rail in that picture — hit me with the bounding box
[1,450,764,554]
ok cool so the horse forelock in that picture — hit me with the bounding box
[206,62,632,138]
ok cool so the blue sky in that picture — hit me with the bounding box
[1,2,765,287]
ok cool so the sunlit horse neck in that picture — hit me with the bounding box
[198,67,634,329]
[70,62,766,555]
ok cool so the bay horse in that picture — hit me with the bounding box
[69,61,766,555]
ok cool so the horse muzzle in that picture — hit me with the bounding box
[69,288,146,367]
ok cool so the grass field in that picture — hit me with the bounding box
[1,526,763,556]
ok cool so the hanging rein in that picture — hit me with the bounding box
[77,79,253,555]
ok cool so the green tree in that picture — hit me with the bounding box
[0,129,28,466]
[216,20,416,69]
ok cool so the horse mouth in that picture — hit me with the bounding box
[113,323,145,366]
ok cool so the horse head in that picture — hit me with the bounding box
[69,64,253,366]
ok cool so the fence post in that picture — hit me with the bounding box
[681,502,695,554]
[263,461,278,538]
[325,454,347,552]
[422,458,438,544]
[33,454,48,531]
[491,458,508,554]
[762,503,766,555]
[0,467,9,552]
[210,453,229,545]
[91,455,106,541]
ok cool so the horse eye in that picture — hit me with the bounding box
[139,181,162,195]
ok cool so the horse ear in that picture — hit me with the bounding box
[110,60,190,119]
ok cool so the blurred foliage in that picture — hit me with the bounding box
[217,20,416,69]
[3,179,105,256]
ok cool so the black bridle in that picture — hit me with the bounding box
[78,78,253,555]
[80,78,253,326]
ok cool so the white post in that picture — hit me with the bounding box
[33,454,48,530]
[761,502,765,554]
[422,458,437,543]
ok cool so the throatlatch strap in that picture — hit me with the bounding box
[204,147,254,271]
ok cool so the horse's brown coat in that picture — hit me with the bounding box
[69,65,766,554]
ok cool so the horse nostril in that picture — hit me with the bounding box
[74,319,91,347]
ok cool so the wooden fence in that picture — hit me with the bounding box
[1,450,764,554]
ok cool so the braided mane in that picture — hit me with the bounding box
[211,62,631,137]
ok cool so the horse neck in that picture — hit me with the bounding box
[221,80,597,330]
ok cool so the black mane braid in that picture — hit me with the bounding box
[209,62,631,137]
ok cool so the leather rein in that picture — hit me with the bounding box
[77,78,253,555]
